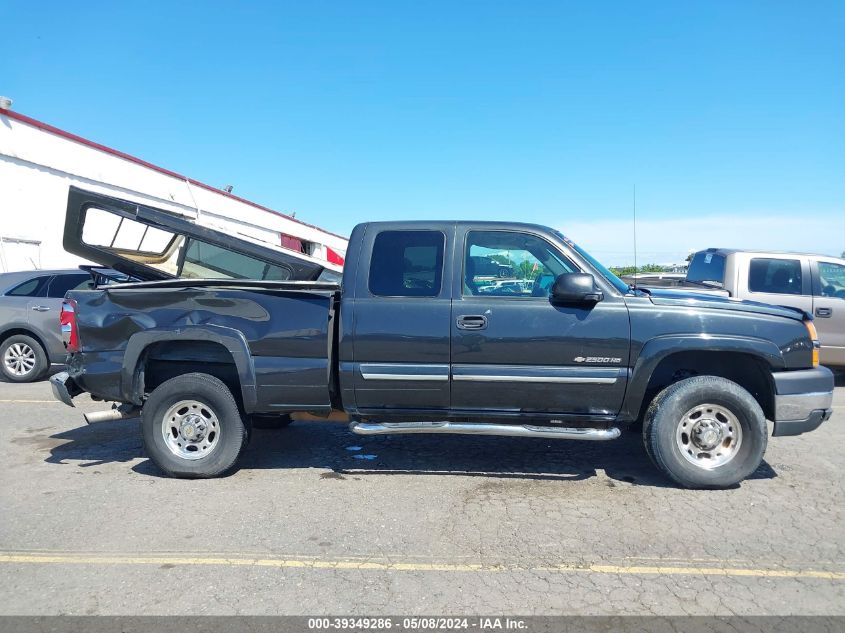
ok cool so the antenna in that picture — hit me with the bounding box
[632,184,638,290]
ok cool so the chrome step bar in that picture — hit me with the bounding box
[349,421,621,441]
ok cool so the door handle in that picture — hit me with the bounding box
[815,307,832,318]
[31,305,51,312]
[456,315,487,330]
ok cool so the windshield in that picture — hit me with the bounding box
[553,231,630,294]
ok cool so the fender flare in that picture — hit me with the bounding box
[620,334,783,421]
[121,325,257,412]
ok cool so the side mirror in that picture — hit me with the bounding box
[551,273,604,304]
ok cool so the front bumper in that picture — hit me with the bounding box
[50,371,82,407]
[772,366,835,437]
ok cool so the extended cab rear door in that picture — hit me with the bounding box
[341,223,455,412]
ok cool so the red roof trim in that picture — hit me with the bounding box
[0,108,347,241]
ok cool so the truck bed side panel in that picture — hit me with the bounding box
[67,286,334,412]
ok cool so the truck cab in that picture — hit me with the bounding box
[338,222,630,421]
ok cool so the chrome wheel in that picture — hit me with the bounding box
[676,403,743,469]
[3,342,36,377]
[161,400,221,460]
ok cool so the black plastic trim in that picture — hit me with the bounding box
[772,366,835,395]
[772,408,832,437]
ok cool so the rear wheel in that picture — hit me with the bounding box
[141,373,247,478]
[0,334,48,383]
[643,376,767,489]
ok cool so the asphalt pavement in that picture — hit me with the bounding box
[0,375,843,615]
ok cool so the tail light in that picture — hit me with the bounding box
[804,319,819,368]
[60,300,80,353]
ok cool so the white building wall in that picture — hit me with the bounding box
[0,110,347,273]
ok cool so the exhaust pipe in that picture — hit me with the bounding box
[84,404,141,424]
[349,421,621,441]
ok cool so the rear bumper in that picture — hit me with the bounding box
[50,371,82,407]
[772,367,835,437]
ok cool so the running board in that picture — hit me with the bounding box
[349,421,621,441]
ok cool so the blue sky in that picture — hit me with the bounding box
[2,1,843,264]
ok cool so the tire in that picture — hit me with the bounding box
[0,334,48,383]
[141,373,248,478]
[250,413,293,430]
[642,376,767,489]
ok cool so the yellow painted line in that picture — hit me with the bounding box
[536,563,845,580]
[0,552,842,580]
[0,399,63,404]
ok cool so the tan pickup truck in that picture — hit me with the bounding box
[683,249,845,369]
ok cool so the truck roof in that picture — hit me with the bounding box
[695,247,845,261]
[356,220,565,234]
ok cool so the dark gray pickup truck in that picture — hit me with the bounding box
[52,188,835,488]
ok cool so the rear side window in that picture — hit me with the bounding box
[47,273,91,298]
[748,258,803,295]
[687,252,726,285]
[6,275,51,297]
[369,231,445,297]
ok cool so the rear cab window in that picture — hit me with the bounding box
[687,252,726,287]
[368,231,445,297]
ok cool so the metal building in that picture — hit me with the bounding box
[0,106,347,273]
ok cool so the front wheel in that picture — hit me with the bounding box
[643,376,768,489]
[141,373,248,478]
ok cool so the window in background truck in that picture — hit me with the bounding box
[748,258,803,295]
[368,230,445,297]
[818,261,845,297]
[687,252,726,286]
[181,239,292,280]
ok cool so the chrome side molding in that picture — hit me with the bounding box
[360,363,450,382]
[349,421,621,441]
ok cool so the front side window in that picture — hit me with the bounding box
[368,231,445,297]
[818,261,845,298]
[463,231,576,297]
[748,258,803,295]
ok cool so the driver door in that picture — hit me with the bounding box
[450,228,630,416]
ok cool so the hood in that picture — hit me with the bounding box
[644,288,807,321]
